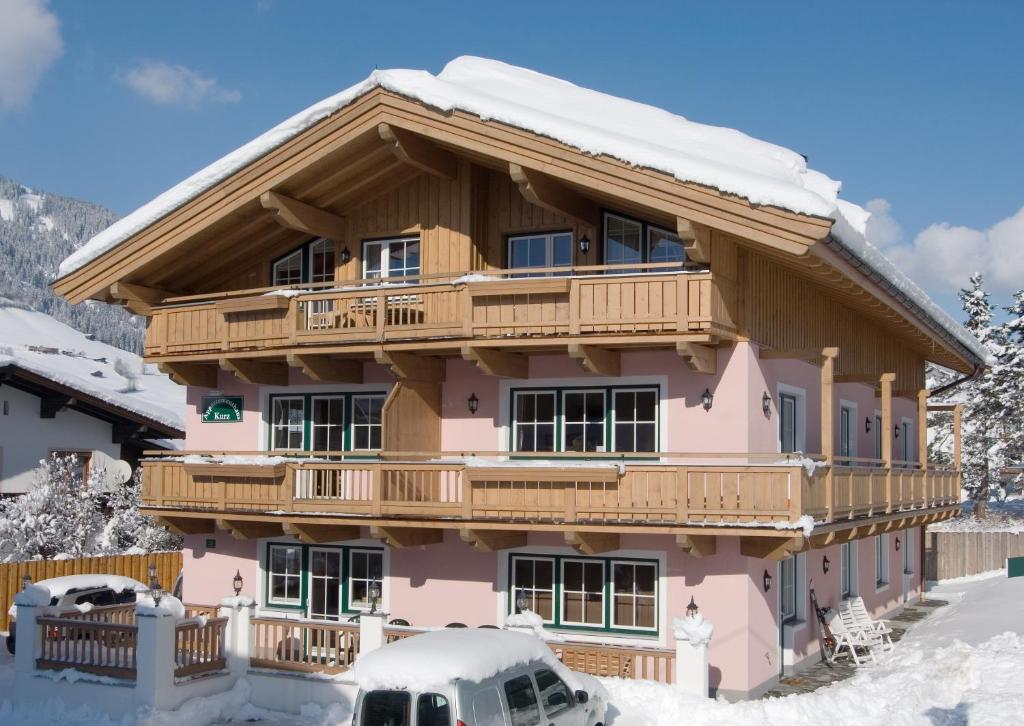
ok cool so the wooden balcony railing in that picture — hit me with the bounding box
[144,265,735,358]
[141,453,960,530]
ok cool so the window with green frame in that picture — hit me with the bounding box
[268,392,386,452]
[265,542,384,617]
[509,553,658,634]
[509,386,659,453]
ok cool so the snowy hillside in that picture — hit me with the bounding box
[0,176,143,353]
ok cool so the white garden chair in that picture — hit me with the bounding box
[825,610,885,666]
[840,598,894,651]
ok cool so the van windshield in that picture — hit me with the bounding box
[362,691,410,726]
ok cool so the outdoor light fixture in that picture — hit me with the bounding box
[369,583,381,615]
[578,235,591,255]
[894,425,900,439]
[895,537,901,552]
[339,247,351,265]
[148,562,158,590]
[467,392,479,415]
[686,596,699,619]
[762,391,772,416]
[232,570,244,597]
[763,569,773,592]
[865,417,872,434]
[21,573,31,591]
[515,590,529,613]
[152,585,163,607]
[701,388,714,412]
[822,555,831,574]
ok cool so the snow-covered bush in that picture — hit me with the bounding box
[100,467,181,553]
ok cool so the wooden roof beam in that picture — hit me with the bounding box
[287,354,363,383]
[509,163,599,226]
[677,218,711,264]
[370,525,444,548]
[158,362,218,388]
[157,516,213,536]
[283,522,361,544]
[375,351,443,381]
[460,528,527,552]
[40,394,75,419]
[220,358,289,386]
[217,519,285,540]
[676,534,716,557]
[378,123,458,180]
[759,347,838,363]
[568,344,620,376]
[740,535,805,561]
[109,282,173,315]
[462,346,528,378]
[677,341,716,375]
[565,531,620,555]
[260,190,347,240]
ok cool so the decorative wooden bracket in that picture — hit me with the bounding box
[378,123,458,180]
[370,526,444,548]
[676,534,717,557]
[112,423,147,444]
[286,354,363,383]
[260,190,347,240]
[509,163,599,225]
[676,218,710,263]
[676,342,716,375]
[374,351,443,381]
[739,535,805,561]
[461,346,528,378]
[157,516,214,536]
[158,362,219,388]
[283,522,361,544]
[220,358,289,386]
[109,282,173,315]
[39,394,75,419]
[564,531,620,555]
[459,529,527,552]
[217,519,285,540]
[568,344,620,376]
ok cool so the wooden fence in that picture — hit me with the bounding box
[925,530,1024,580]
[175,616,229,677]
[36,616,139,680]
[0,551,182,632]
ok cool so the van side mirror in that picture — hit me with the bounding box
[574,690,589,704]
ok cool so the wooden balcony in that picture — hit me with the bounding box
[141,454,960,553]
[143,266,736,361]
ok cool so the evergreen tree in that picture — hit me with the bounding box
[996,290,1024,474]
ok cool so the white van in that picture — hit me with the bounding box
[351,629,607,726]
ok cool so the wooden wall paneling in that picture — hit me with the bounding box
[381,380,442,453]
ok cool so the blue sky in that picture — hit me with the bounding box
[1,0,1022,317]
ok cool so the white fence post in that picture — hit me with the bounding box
[221,600,254,676]
[13,604,42,675]
[359,612,388,657]
[673,615,714,698]
[135,610,178,711]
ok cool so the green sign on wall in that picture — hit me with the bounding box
[1009,556,1024,578]
[201,396,244,423]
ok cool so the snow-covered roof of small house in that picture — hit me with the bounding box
[0,300,185,434]
[56,56,986,363]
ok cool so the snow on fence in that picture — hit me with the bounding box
[0,551,182,632]
[36,616,139,680]
[57,602,136,625]
[925,531,1024,580]
[174,616,229,678]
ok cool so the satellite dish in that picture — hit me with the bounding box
[110,459,134,485]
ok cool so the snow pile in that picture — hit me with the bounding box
[672,614,714,646]
[73,602,94,614]
[13,584,52,609]
[351,628,563,691]
[178,454,306,467]
[505,610,545,629]
[135,592,186,620]
[0,301,185,433]
[220,595,256,608]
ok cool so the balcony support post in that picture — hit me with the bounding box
[286,354,363,383]
[216,519,284,540]
[370,526,444,548]
[158,362,218,388]
[676,218,711,264]
[565,531,620,555]
[676,534,716,557]
[568,344,620,376]
[917,389,929,471]
[820,348,838,463]
[462,346,528,378]
[739,535,805,561]
[283,522,361,544]
[220,358,288,386]
[459,529,527,552]
[880,373,895,513]
[953,403,963,471]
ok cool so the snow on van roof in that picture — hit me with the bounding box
[57,56,984,363]
[350,629,559,691]
[12,574,147,611]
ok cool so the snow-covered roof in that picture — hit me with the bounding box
[0,301,185,433]
[350,628,564,691]
[56,56,984,363]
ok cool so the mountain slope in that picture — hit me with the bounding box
[0,176,143,352]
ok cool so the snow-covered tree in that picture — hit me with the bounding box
[100,468,181,553]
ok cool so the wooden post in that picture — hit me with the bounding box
[917,389,929,471]
[953,404,963,470]
[820,348,838,462]
[880,373,895,513]
[371,466,383,517]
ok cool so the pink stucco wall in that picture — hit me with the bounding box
[181,532,260,604]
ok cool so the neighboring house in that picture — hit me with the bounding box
[0,300,185,495]
[52,57,984,698]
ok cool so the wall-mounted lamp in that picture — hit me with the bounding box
[578,235,591,255]
[894,425,900,439]
[865,417,872,434]
[701,388,714,412]
[895,536,901,552]
[467,393,479,415]
[232,570,244,597]
[515,590,529,613]
[148,562,159,590]
[148,562,163,606]
[369,583,381,615]
[339,247,351,265]
[763,569,773,592]
[21,573,31,591]
[822,555,831,574]
[686,596,699,619]
[762,391,772,416]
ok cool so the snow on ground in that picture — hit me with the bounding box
[929,497,1024,533]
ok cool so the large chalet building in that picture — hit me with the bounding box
[54,57,982,698]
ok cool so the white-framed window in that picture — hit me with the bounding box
[310,395,345,452]
[604,213,686,271]
[351,395,384,450]
[513,391,557,452]
[308,238,335,284]
[268,544,303,605]
[272,249,303,287]
[611,561,657,630]
[562,389,605,453]
[647,225,686,264]
[561,559,605,627]
[511,556,555,623]
[508,232,573,277]
[875,534,890,587]
[612,389,658,453]
[841,542,854,598]
[308,548,342,620]
[780,555,798,623]
[348,549,384,611]
[363,237,420,282]
[270,396,305,450]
